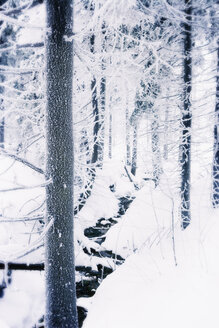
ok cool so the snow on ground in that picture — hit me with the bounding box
[102,180,174,258]
[82,177,219,328]
[0,162,218,328]
[0,158,45,327]
[83,248,219,328]
[0,161,123,327]
[0,271,44,328]
[77,160,129,229]
[0,157,44,218]
[17,4,45,44]
[0,157,45,261]
[0,157,218,328]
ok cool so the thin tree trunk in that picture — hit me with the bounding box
[126,90,131,166]
[99,22,106,164]
[90,34,100,165]
[212,39,219,207]
[91,76,99,165]
[0,23,10,149]
[0,114,4,148]
[45,1,78,327]
[151,110,162,186]
[100,75,105,163]
[180,0,192,229]
[163,107,169,160]
[131,124,138,176]
[109,108,112,159]
[80,128,90,165]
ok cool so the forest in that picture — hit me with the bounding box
[0,0,218,327]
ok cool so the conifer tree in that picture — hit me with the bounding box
[45,1,78,327]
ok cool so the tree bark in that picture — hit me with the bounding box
[0,113,4,148]
[90,32,101,166]
[163,105,169,160]
[99,75,105,163]
[109,100,112,159]
[180,0,192,229]
[0,23,13,149]
[131,124,138,176]
[91,76,99,164]
[99,22,106,163]
[126,89,131,166]
[151,109,162,186]
[212,40,219,206]
[45,1,78,327]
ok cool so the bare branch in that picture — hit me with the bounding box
[0,12,47,30]
[124,166,139,190]
[0,215,44,223]
[1,149,44,174]
[0,262,44,270]
[0,179,51,193]
[0,42,44,54]
[0,65,41,74]
[2,0,44,16]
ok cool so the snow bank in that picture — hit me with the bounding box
[0,271,44,328]
[77,163,123,229]
[102,182,173,257]
[83,179,219,328]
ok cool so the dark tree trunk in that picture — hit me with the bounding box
[131,124,138,176]
[80,128,90,165]
[99,22,106,163]
[180,0,192,229]
[91,74,99,165]
[90,32,101,166]
[45,1,78,327]
[0,23,13,149]
[0,0,10,6]
[212,40,219,207]
[100,75,105,163]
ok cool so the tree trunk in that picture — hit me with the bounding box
[45,1,78,327]
[126,89,131,166]
[151,109,162,186]
[163,106,169,160]
[131,124,138,176]
[212,40,219,207]
[100,75,105,163]
[91,72,100,165]
[0,23,12,149]
[0,113,4,149]
[99,22,106,164]
[180,0,192,229]
[90,35,101,166]
[109,109,112,159]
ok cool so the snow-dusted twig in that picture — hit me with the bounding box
[1,149,44,174]
[0,179,51,193]
[124,166,139,190]
[0,42,44,54]
[0,12,47,30]
[171,198,177,266]
[0,215,44,223]
[0,65,41,74]
[0,218,54,263]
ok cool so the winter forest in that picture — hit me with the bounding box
[0,0,218,327]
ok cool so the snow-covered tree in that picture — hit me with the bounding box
[44,0,78,327]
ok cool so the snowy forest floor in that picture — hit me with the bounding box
[0,160,218,328]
